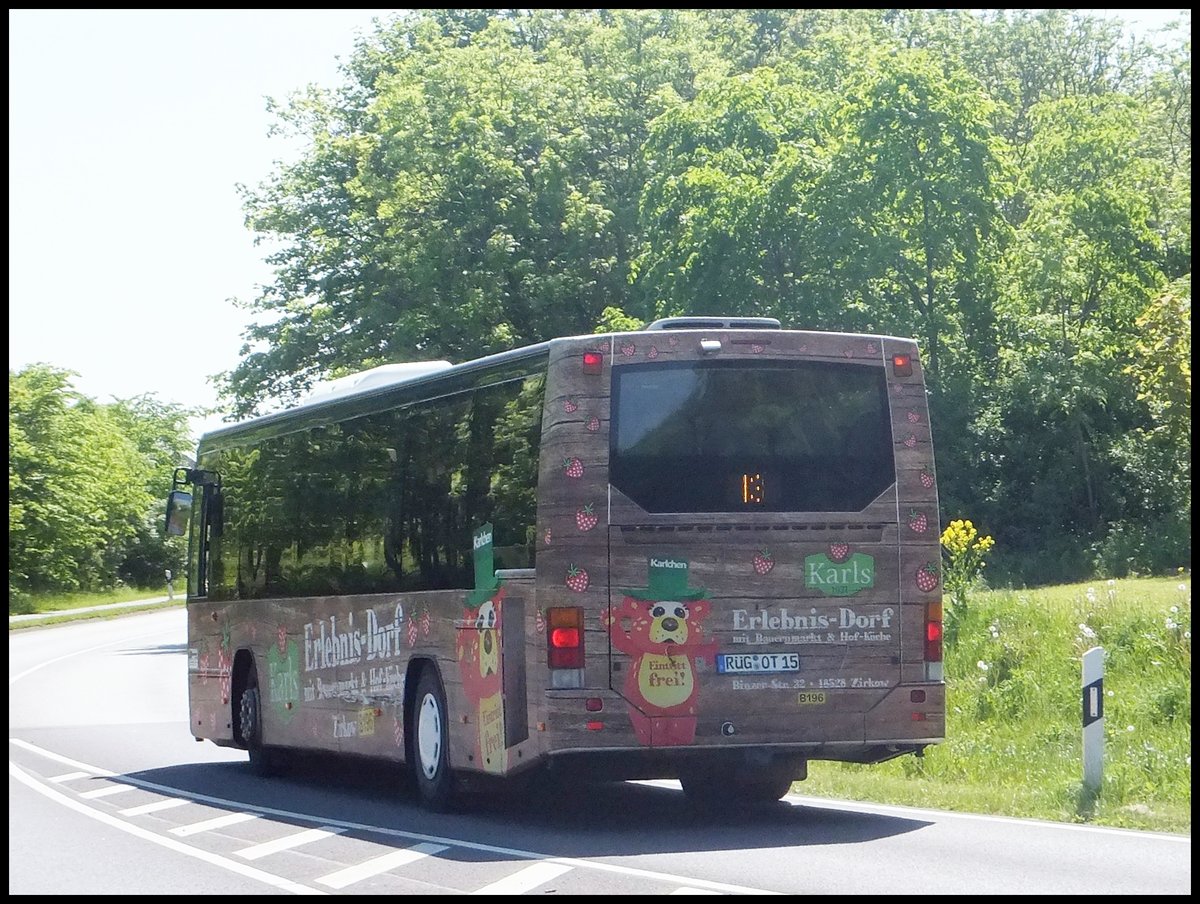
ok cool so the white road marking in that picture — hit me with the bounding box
[119,797,192,816]
[171,811,261,836]
[315,842,448,889]
[237,826,347,861]
[10,761,326,895]
[671,888,722,894]
[79,784,138,799]
[48,771,91,783]
[10,738,783,894]
[471,862,572,895]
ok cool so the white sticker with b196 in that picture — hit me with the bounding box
[716,652,800,674]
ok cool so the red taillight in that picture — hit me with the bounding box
[892,353,913,376]
[582,351,603,374]
[548,606,584,668]
[924,601,943,663]
[551,626,580,648]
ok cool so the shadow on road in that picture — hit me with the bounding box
[120,752,932,858]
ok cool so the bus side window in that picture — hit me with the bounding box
[488,374,544,569]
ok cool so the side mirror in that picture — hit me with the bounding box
[164,489,193,537]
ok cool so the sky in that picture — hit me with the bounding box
[8,9,1189,441]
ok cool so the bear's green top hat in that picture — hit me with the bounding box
[622,556,706,601]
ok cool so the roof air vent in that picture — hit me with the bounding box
[644,316,781,331]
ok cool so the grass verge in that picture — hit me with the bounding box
[799,575,1191,835]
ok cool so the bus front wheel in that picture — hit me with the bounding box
[412,667,455,811]
[238,663,282,776]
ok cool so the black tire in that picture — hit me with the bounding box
[680,771,793,809]
[238,662,282,777]
[412,667,455,811]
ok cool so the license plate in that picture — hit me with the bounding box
[716,652,800,674]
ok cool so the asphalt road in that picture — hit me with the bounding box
[9,607,1192,895]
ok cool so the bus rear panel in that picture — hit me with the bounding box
[533,324,943,788]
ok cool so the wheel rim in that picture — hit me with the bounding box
[239,688,258,746]
[417,691,443,780]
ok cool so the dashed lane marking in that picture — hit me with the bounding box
[471,862,573,895]
[48,771,92,783]
[119,798,192,816]
[237,826,347,861]
[315,842,449,890]
[79,784,138,799]
[171,812,261,836]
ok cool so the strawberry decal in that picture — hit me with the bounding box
[543,528,552,545]
[752,548,775,575]
[420,606,431,636]
[535,608,546,634]
[920,469,935,489]
[621,341,636,357]
[907,410,921,424]
[218,648,232,704]
[576,504,599,532]
[916,562,940,593]
[669,336,678,346]
[586,416,600,432]
[908,509,929,534]
[866,342,878,354]
[648,346,659,359]
[751,343,765,354]
[407,618,419,647]
[564,397,579,413]
[828,542,850,563]
[566,565,590,593]
[903,434,918,449]
[277,625,288,655]
[563,457,584,478]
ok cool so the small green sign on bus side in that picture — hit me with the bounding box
[804,552,875,596]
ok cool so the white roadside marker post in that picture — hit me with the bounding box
[1082,646,1105,792]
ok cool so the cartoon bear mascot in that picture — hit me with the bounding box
[455,524,508,773]
[602,557,718,746]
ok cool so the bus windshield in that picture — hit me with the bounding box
[610,360,895,513]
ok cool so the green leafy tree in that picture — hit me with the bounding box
[816,48,1007,382]
[206,8,1189,585]
[222,9,722,417]
[9,367,194,598]
[981,94,1176,580]
[105,394,197,587]
[634,65,830,322]
[10,367,147,594]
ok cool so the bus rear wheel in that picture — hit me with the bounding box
[412,667,455,811]
[680,771,794,808]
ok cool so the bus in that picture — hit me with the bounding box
[166,316,944,811]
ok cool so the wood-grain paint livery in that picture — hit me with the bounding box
[534,329,943,760]
[187,327,942,781]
